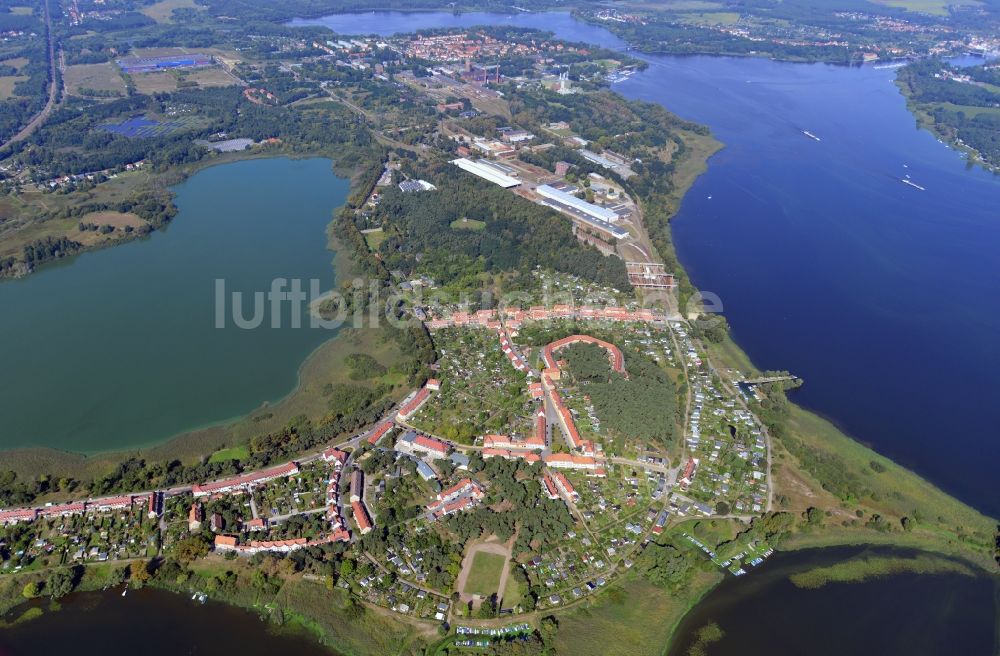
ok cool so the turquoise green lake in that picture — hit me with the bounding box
[0,157,347,453]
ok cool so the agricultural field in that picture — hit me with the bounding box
[129,66,239,95]
[0,75,26,100]
[180,66,241,88]
[870,0,980,15]
[679,11,741,25]
[140,0,205,23]
[63,63,127,97]
[129,71,189,95]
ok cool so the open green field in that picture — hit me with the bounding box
[131,66,239,95]
[934,102,1000,118]
[141,0,204,22]
[0,57,29,71]
[501,573,523,609]
[208,445,250,463]
[130,71,184,95]
[463,552,506,597]
[552,573,722,656]
[0,171,155,260]
[181,67,241,88]
[621,0,727,10]
[680,11,741,25]
[64,62,127,97]
[362,228,385,250]
[450,218,486,231]
[0,75,26,100]
[870,0,980,14]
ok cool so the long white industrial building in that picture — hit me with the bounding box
[535,184,620,223]
[451,158,521,188]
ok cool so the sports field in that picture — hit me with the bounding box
[462,552,506,597]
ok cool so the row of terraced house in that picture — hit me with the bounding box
[424,305,665,331]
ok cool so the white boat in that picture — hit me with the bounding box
[803,130,821,142]
[901,178,926,191]
[121,588,127,597]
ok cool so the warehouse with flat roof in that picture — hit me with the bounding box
[117,53,213,74]
[536,184,621,223]
[450,158,521,188]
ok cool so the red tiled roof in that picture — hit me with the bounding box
[541,472,559,499]
[92,495,133,509]
[552,471,577,499]
[0,508,37,523]
[39,502,86,517]
[193,462,299,496]
[323,447,349,463]
[215,535,238,548]
[397,388,431,419]
[352,501,372,531]
[366,421,393,445]
[414,434,449,454]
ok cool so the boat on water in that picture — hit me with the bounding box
[872,61,909,70]
[901,178,926,191]
[802,130,821,142]
[121,588,127,597]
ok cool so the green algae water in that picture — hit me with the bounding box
[0,157,346,453]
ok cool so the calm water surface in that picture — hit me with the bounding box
[0,587,336,656]
[666,546,999,656]
[0,157,346,452]
[293,11,1000,517]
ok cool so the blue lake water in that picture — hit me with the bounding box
[0,157,346,453]
[293,11,1000,517]
[666,546,999,656]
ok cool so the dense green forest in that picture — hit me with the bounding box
[0,2,50,144]
[898,60,1000,168]
[591,19,859,64]
[15,79,370,177]
[562,342,677,449]
[370,162,630,291]
[198,0,570,23]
